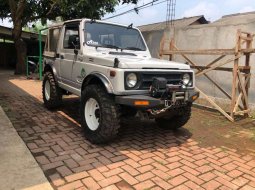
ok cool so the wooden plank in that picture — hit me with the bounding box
[234,110,250,115]
[196,87,234,122]
[236,74,250,111]
[169,38,175,61]
[240,36,253,41]
[195,55,226,75]
[239,66,251,72]
[241,74,251,114]
[233,93,242,113]
[205,55,226,67]
[242,73,252,77]
[192,66,233,72]
[241,49,255,54]
[159,33,165,58]
[235,30,241,54]
[162,49,255,55]
[162,49,235,55]
[241,31,252,35]
[192,66,250,72]
[196,54,242,77]
[195,55,227,76]
[231,30,241,118]
[237,71,249,109]
[243,33,252,115]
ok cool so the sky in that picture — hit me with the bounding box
[1,0,255,27]
[103,0,255,26]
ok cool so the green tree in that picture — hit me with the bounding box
[0,0,138,74]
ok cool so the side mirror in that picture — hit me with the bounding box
[72,41,78,55]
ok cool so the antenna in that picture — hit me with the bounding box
[166,0,176,27]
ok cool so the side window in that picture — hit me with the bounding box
[44,27,61,57]
[49,28,60,52]
[63,25,80,49]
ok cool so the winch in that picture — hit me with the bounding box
[149,77,189,103]
[150,77,167,98]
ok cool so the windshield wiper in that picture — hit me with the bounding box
[95,44,121,50]
[94,44,119,50]
[124,47,143,51]
[103,44,120,49]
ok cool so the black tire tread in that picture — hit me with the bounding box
[81,85,121,144]
[156,105,191,130]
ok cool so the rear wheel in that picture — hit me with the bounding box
[42,71,62,109]
[155,104,192,130]
[81,85,121,144]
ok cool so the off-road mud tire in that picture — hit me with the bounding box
[81,85,121,144]
[42,71,62,109]
[155,104,192,130]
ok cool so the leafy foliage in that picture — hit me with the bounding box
[0,0,138,26]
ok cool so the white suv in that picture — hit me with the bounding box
[42,18,199,144]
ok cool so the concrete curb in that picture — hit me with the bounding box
[0,106,53,190]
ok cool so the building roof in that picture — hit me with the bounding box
[138,15,209,32]
[213,11,255,25]
[0,25,46,42]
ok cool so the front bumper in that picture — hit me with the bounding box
[115,89,199,109]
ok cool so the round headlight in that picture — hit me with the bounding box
[126,73,137,88]
[182,73,191,86]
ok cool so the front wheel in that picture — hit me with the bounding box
[80,85,121,144]
[155,104,192,130]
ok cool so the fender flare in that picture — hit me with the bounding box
[43,61,58,82]
[82,73,114,94]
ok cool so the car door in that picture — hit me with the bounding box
[71,21,86,90]
[59,23,80,86]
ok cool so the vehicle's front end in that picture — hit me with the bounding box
[113,65,199,119]
[115,68,198,106]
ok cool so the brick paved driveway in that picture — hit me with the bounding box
[0,73,254,190]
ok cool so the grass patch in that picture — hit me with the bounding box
[156,160,165,165]
[251,127,255,142]
[166,176,173,181]
[251,112,255,119]
[220,147,228,152]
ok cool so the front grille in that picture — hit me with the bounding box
[139,73,182,90]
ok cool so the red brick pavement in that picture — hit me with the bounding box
[0,73,255,190]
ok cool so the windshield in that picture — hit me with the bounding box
[84,22,146,51]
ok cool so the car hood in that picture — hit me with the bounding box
[118,57,190,70]
[86,50,190,70]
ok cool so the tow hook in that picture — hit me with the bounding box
[149,103,173,116]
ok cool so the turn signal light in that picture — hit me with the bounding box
[134,101,150,106]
